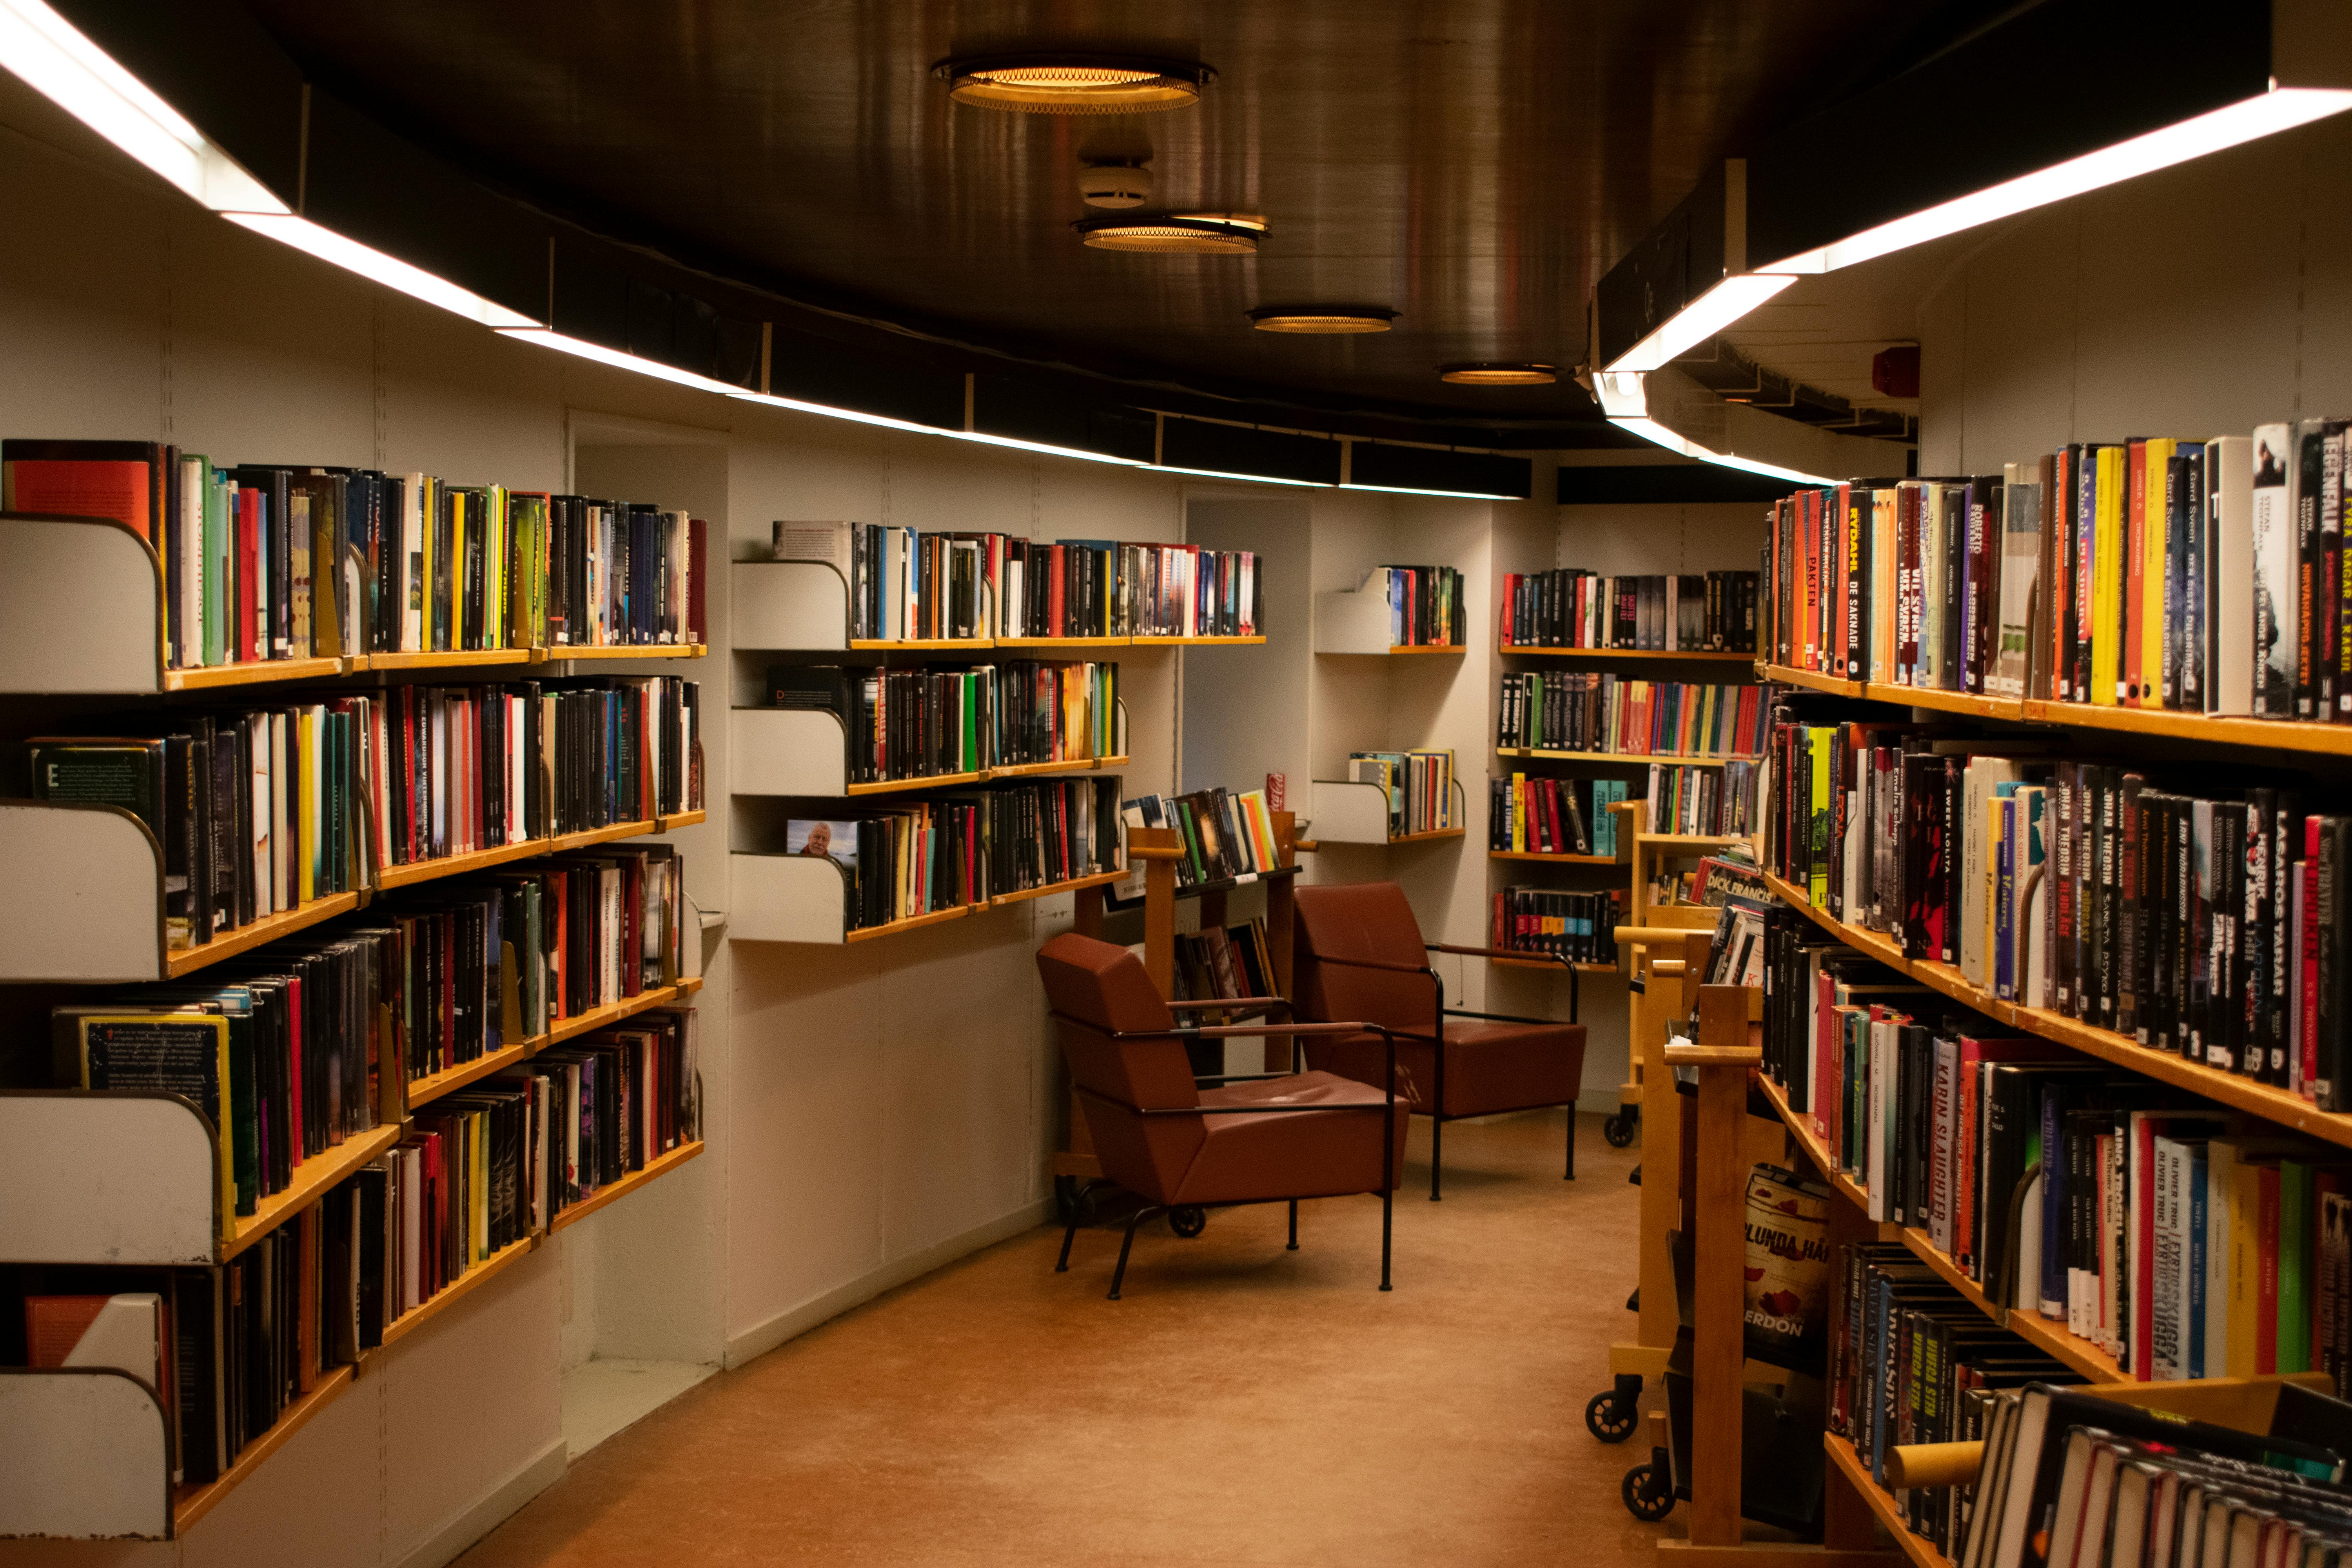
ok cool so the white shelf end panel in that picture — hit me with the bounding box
[0,1370,172,1539]
[0,514,165,694]
[730,707,851,795]
[1308,779,1394,844]
[1311,567,1395,655]
[729,852,851,944]
[0,801,167,981]
[0,1093,221,1264]
[731,560,849,652]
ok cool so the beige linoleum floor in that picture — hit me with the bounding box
[458,1111,1674,1568]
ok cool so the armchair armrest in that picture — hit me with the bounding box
[1307,953,1434,976]
[1424,942,1581,1023]
[1166,996,1287,1012]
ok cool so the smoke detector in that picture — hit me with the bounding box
[1078,161,1153,209]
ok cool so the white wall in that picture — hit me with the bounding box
[0,91,1293,1568]
[1915,112,2352,474]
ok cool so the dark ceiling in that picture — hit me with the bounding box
[240,0,1992,437]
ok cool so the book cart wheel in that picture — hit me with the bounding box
[1603,1108,1638,1148]
[1584,1373,1642,1443]
[1621,1452,1674,1521]
[1167,1205,1207,1238]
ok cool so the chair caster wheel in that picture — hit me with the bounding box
[1585,1374,1641,1443]
[1603,1110,1637,1148]
[1168,1205,1207,1238]
[1622,1458,1674,1521]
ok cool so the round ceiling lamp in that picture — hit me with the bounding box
[1439,362,1558,385]
[1247,306,1396,334]
[935,54,1212,114]
[1075,213,1263,255]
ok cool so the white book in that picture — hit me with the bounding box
[2205,1138,2238,1377]
[1960,757,2022,987]
[1866,1014,1892,1221]
[2013,1169,2042,1312]
[248,715,273,918]
[1842,787,1864,917]
[399,1146,423,1311]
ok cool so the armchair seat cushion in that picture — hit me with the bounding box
[1301,1022,1586,1120]
[1173,1072,1409,1204]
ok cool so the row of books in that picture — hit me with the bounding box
[0,439,707,668]
[1490,887,1622,966]
[1958,1382,2352,1568]
[1647,759,1759,838]
[1112,786,1286,898]
[1764,712,2352,1105]
[1347,749,1458,837]
[1500,568,1760,651]
[9,1007,699,1486]
[22,677,702,951]
[1766,907,2352,1389]
[1372,564,1466,647]
[774,521,1264,641]
[787,775,1121,930]
[1762,426,2352,720]
[1168,916,1282,1014]
[1496,672,1766,757]
[1490,773,1628,857]
[767,659,1123,783]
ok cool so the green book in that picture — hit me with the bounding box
[962,676,979,773]
[2279,1158,2314,1373]
[198,457,224,668]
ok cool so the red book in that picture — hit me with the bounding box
[2304,833,2323,1097]
[0,440,163,541]
[237,488,260,662]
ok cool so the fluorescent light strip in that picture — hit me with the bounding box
[1604,272,1796,373]
[1156,465,1329,488]
[0,0,284,212]
[1607,413,1835,486]
[229,214,535,327]
[1340,482,1520,500]
[1762,87,2352,274]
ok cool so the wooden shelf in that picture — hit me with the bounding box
[1757,662,1865,698]
[539,643,707,661]
[1488,850,1617,865]
[1757,867,2352,1152]
[163,655,351,691]
[548,1140,704,1234]
[365,647,535,672]
[226,1122,407,1262]
[845,769,985,796]
[988,753,1130,779]
[1501,644,1756,661]
[1642,832,1750,852]
[1754,1072,1887,1226]
[1824,1434,1953,1568]
[1499,747,1759,767]
[1388,826,1466,844]
[849,636,994,650]
[991,866,1127,907]
[376,817,664,890]
[172,1363,356,1535]
[1378,644,1466,655]
[165,891,364,978]
[405,1040,534,1109]
[992,636,1130,649]
[378,1235,539,1350]
[1136,634,1265,645]
[2017,698,2352,758]
[842,903,980,943]
[408,980,701,1109]
[658,808,707,829]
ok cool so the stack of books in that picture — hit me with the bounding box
[1502,568,1759,650]
[1497,671,1765,755]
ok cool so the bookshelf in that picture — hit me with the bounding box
[1312,567,1468,656]
[730,853,1127,944]
[1823,1435,1950,1568]
[1497,746,1757,767]
[1501,643,1755,662]
[1489,849,1617,865]
[731,559,1261,652]
[405,978,705,1110]
[730,702,1130,797]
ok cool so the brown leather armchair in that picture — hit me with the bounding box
[1036,932,1411,1299]
[1291,881,1587,1201]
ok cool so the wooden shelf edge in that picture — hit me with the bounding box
[406,1039,534,1109]
[1502,749,1760,767]
[548,1140,705,1234]
[172,1363,357,1534]
[657,808,707,830]
[845,770,985,796]
[1387,826,1467,844]
[377,1235,539,1350]
[163,655,350,691]
[365,648,534,671]
[1758,662,1865,697]
[987,754,1131,779]
[1136,634,1265,646]
[225,1123,407,1261]
[1488,850,1616,864]
[165,891,364,978]
[538,643,707,661]
[376,817,662,890]
[1501,644,1757,661]
[1489,955,1618,973]
[842,904,976,943]
[1755,1072,1888,1228]
[1756,868,2352,1153]
[991,636,1129,648]
[1824,1434,1955,1568]
[848,637,995,650]
[547,981,694,1046]
[991,867,1126,907]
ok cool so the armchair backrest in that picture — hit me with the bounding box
[1292,882,1437,1033]
[1035,933,1203,1201]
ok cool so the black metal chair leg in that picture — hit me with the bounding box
[1429,1116,1443,1201]
[1565,1106,1577,1180]
[1287,1199,1299,1250]
[1108,1205,1162,1300]
[1055,1213,1079,1272]
[1379,1187,1393,1291]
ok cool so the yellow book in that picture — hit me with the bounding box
[2091,446,2126,706]
[451,490,470,650]
[471,1111,489,1264]
[297,707,316,904]
[2227,1153,2262,1376]
[418,475,437,653]
[486,486,507,650]
[2141,438,2175,707]
[1512,773,1527,851]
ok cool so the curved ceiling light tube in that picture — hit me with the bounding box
[0,0,283,212]
[1591,370,1835,486]
[1602,273,1794,373]
[1339,484,1522,499]
[229,215,536,327]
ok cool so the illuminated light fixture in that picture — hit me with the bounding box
[1604,273,1795,372]
[1588,370,1832,485]
[1076,213,1261,254]
[229,214,536,327]
[1340,481,1519,499]
[1153,464,1328,488]
[1439,363,1556,386]
[0,0,284,212]
[1247,306,1394,334]
[935,53,1211,114]
[1758,88,2352,275]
